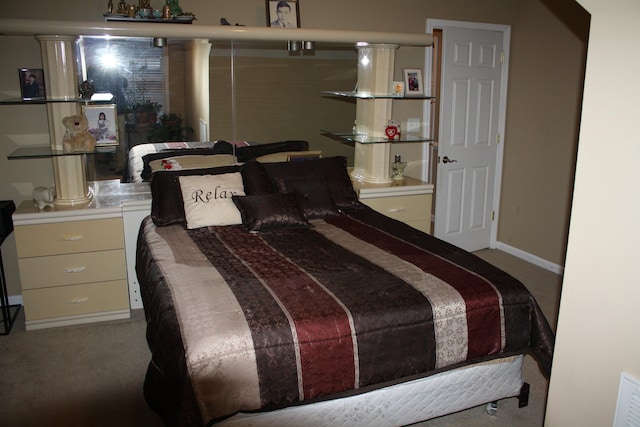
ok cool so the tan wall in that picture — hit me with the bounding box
[546,1,640,425]
[501,0,587,266]
[0,0,584,294]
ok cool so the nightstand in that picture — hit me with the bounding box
[12,181,130,330]
[351,174,434,234]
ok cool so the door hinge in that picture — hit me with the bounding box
[492,211,495,221]
[501,51,505,63]
[496,133,501,144]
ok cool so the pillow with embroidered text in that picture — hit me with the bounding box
[178,173,245,229]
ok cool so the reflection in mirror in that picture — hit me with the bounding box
[78,37,357,181]
[210,40,357,162]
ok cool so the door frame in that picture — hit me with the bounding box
[424,19,511,248]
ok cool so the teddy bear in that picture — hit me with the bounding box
[62,114,96,153]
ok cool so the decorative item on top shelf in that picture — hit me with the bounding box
[18,68,46,100]
[385,119,401,140]
[403,68,424,96]
[62,114,97,153]
[267,0,300,28]
[391,155,407,180]
[79,80,95,99]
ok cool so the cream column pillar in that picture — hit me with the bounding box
[351,43,398,184]
[186,39,212,141]
[36,35,91,208]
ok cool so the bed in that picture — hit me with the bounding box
[136,156,554,426]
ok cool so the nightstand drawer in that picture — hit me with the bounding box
[361,194,431,222]
[19,249,126,290]
[22,280,129,321]
[14,218,124,257]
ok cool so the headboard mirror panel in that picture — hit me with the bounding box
[209,40,356,161]
[81,37,357,181]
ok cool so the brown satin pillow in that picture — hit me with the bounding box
[150,165,241,226]
[232,193,310,232]
[262,156,359,208]
[274,176,339,219]
[240,161,276,195]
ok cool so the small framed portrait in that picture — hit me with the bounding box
[267,0,300,28]
[403,68,424,96]
[83,104,119,146]
[18,68,46,100]
[392,81,405,96]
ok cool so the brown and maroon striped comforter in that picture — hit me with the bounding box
[137,206,554,426]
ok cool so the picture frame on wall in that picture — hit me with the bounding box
[83,104,119,146]
[267,0,300,28]
[403,68,424,96]
[18,68,46,100]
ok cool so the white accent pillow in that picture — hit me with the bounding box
[178,173,245,229]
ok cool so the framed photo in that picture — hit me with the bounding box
[392,81,405,96]
[18,68,46,100]
[267,0,300,28]
[83,104,119,146]
[403,68,424,96]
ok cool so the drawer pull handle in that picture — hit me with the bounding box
[64,267,87,273]
[69,297,89,304]
[62,235,83,241]
[387,208,406,213]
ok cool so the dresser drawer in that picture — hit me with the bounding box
[15,218,124,257]
[22,280,129,321]
[19,249,126,290]
[361,194,431,223]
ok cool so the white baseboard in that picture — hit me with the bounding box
[495,241,565,275]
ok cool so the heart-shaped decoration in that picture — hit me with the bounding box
[385,126,398,139]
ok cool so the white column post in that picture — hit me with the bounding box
[36,35,92,208]
[351,43,398,184]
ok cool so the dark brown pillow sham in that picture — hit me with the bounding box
[150,164,241,226]
[240,161,276,195]
[274,176,339,219]
[262,156,359,208]
[232,193,310,232]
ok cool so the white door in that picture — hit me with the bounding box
[433,24,508,252]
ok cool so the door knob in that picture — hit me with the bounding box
[442,156,458,163]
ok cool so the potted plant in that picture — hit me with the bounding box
[131,100,162,125]
[147,113,194,142]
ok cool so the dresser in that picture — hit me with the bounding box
[12,181,137,330]
[351,174,434,234]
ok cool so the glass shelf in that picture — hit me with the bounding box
[322,130,434,144]
[0,93,114,105]
[7,146,114,159]
[322,91,435,100]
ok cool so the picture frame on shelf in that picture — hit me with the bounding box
[392,81,405,96]
[18,68,46,100]
[403,68,424,96]
[267,0,300,28]
[83,104,119,146]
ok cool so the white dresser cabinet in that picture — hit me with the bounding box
[13,194,130,330]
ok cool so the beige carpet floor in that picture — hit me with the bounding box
[0,249,561,427]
